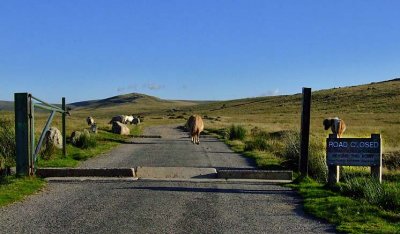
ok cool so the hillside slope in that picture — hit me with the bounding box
[0,101,13,111]
[189,79,400,116]
[178,79,400,147]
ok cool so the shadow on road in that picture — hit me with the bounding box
[116,186,296,195]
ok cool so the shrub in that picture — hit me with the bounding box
[71,130,97,149]
[0,118,16,175]
[229,125,247,141]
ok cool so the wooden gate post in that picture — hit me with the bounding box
[299,88,311,176]
[15,93,31,176]
[62,97,66,157]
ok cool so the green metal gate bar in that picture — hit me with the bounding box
[15,93,67,176]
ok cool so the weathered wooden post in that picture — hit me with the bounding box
[299,87,311,176]
[371,134,382,183]
[327,134,340,186]
[62,97,66,157]
[15,93,31,176]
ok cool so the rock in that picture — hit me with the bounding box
[44,127,63,149]
[112,121,130,135]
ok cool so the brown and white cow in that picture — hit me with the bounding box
[323,117,346,138]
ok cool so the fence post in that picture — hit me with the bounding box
[62,97,66,157]
[299,87,311,177]
[15,93,31,176]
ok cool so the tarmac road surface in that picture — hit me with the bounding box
[0,125,336,233]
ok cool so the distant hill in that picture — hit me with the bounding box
[69,93,162,109]
[1,79,399,115]
[0,93,210,114]
[0,101,13,111]
[183,78,400,120]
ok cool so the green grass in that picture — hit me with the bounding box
[288,177,400,233]
[0,176,46,207]
[37,129,137,168]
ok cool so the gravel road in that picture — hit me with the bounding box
[0,125,336,233]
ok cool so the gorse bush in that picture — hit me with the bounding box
[0,118,16,175]
[229,125,247,140]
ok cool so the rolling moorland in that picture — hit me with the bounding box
[1,79,400,233]
[1,78,399,151]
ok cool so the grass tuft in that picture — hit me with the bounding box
[229,125,247,140]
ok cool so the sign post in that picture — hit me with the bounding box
[326,134,382,186]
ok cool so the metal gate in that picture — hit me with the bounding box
[14,93,68,176]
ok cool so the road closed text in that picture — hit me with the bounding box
[328,141,379,148]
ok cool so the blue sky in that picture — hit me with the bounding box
[1,1,399,103]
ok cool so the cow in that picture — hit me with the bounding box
[125,115,134,124]
[187,115,204,144]
[109,115,128,124]
[323,117,346,138]
[132,117,140,125]
[86,116,95,126]
[124,115,141,125]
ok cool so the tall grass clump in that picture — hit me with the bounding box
[0,118,16,175]
[40,143,57,160]
[281,131,301,170]
[281,131,327,182]
[244,128,279,152]
[244,137,271,151]
[308,137,328,182]
[229,125,247,141]
[340,176,400,212]
[71,130,97,149]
